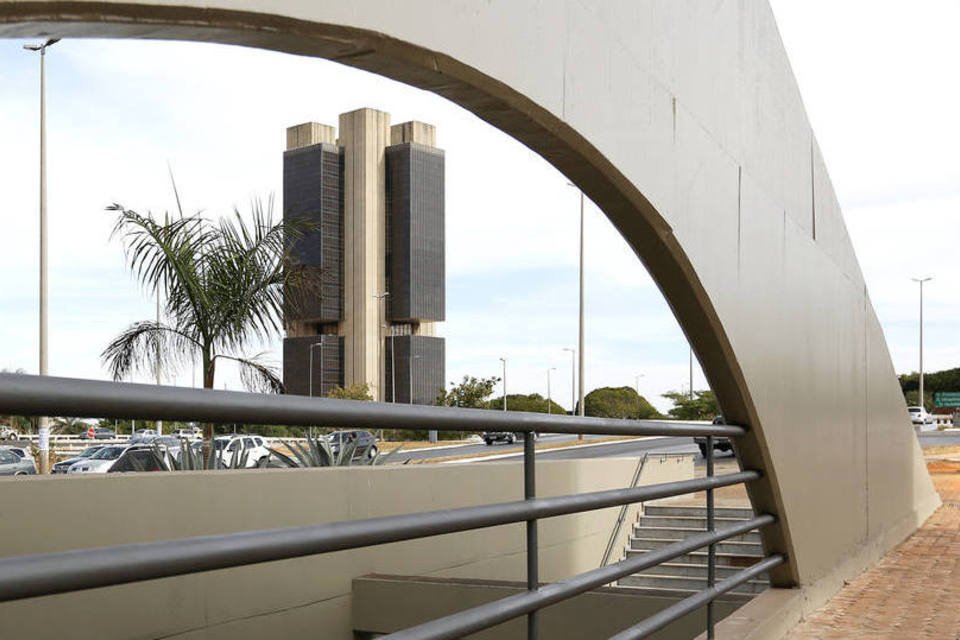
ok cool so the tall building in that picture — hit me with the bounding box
[283,108,445,404]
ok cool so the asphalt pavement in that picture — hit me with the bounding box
[392,429,960,466]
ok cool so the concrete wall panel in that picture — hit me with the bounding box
[0,458,682,638]
[0,0,938,594]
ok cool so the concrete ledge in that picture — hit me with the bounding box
[352,574,746,639]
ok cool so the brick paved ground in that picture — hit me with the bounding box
[785,472,960,639]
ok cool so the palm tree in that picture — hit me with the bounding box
[101,197,314,442]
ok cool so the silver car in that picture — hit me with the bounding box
[0,447,37,475]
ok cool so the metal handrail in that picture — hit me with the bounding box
[0,471,759,602]
[608,554,786,640]
[385,516,777,640]
[600,452,649,567]
[0,372,780,639]
[0,373,745,437]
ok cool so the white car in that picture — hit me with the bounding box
[908,406,934,426]
[212,435,271,468]
[67,444,129,474]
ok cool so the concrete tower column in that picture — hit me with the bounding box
[340,108,391,400]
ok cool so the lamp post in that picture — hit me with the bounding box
[24,37,60,474]
[500,357,507,411]
[912,277,933,409]
[372,292,390,401]
[547,367,557,414]
[562,347,576,415]
[689,347,694,401]
[566,183,586,438]
[309,340,325,397]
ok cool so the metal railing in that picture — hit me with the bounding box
[0,373,784,639]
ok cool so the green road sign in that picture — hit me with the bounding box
[934,392,960,408]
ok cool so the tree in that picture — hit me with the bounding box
[662,390,719,421]
[487,393,567,415]
[899,367,960,410]
[101,196,315,445]
[435,375,501,409]
[584,386,662,420]
[327,383,374,401]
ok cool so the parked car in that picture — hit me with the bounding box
[0,426,19,441]
[326,430,378,459]
[212,435,271,468]
[173,426,202,440]
[80,426,117,440]
[53,445,107,474]
[482,431,517,446]
[908,406,934,426]
[129,429,158,444]
[0,447,37,475]
[66,445,130,474]
[5,446,34,461]
[693,417,735,458]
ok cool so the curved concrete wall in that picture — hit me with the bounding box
[0,1,938,588]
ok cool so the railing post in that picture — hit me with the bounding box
[706,435,715,639]
[524,431,538,639]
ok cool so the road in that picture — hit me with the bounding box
[394,434,703,465]
[394,430,959,465]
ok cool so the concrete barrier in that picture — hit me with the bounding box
[0,455,690,639]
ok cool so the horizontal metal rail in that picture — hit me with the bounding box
[0,471,760,602]
[608,554,787,640]
[383,515,777,640]
[0,373,746,437]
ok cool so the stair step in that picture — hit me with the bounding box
[625,548,766,567]
[638,515,756,529]
[629,537,763,556]
[631,525,761,544]
[644,505,754,519]
[618,573,769,595]
[615,583,753,602]
[635,561,770,581]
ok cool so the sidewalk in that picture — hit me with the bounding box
[784,464,960,639]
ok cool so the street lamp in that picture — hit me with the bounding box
[547,367,557,414]
[912,277,933,409]
[499,357,507,411]
[308,340,325,397]
[372,292,390,401]
[566,184,586,420]
[562,347,576,415]
[24,37,60,474]
[688,347,694,401]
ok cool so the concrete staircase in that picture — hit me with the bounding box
[618,503,769,597]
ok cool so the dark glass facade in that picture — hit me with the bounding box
[385,142,445,322]
[384,335,446,405]
[283,142,343,323]
[282,335,344,397]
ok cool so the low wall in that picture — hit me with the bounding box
[353,574,744,639]
[0,455,692,639]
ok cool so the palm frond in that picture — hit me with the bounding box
[101,321,201,382]
[215,353,283,394]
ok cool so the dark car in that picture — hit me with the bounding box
[326,430,378,459]
[80,426,117,440]
[693,416,735,458]
[482,431,517,446]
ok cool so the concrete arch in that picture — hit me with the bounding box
[0,1,938,590]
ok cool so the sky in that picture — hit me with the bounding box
[0,2,956,413]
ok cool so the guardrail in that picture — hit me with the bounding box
[0,373,782,639]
